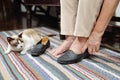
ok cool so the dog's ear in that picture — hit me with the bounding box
[7,37,14,42]
[18,32,23,38]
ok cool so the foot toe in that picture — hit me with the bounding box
[48,48,57,54]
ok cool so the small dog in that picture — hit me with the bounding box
[5,29,43,54]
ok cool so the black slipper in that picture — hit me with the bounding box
[57,50,90,64]
[27,36,50,57]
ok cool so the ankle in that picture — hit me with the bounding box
[66,36,76,41]
[78,37,87,42]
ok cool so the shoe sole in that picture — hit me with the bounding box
[57,55,90,64]
[57,58,83,64]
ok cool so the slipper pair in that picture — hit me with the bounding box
[57,49,90,64]
[27,36,50,57]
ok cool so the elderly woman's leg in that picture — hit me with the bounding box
[57,0,104,64]
[49,0,78,56]
[69,0,103,54]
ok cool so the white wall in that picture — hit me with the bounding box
[115,2,120,25]
[115,2,120,17]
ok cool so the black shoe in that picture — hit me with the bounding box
[28,36,50,57]
[57,50,90,64]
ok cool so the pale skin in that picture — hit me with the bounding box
[82,0,119,54]
[49,0,119,56]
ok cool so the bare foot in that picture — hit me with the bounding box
[69,37,87,54]
[49,36,75,56]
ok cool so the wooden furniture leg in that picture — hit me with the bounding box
[26,6,32,28]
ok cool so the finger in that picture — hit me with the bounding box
[93,44,99,53]
[81,43,88,53]
[88,45,93,54]
[92,46,96,54]
[95,44,100,52]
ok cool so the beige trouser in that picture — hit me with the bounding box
[60,0,103,37]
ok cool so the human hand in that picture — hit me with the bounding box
[82,31,102,54]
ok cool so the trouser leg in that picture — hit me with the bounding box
[60,0,78,36]
[74,0,103,37]
[60,0,103,37]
